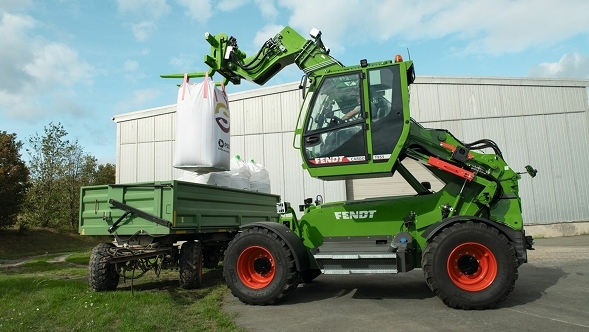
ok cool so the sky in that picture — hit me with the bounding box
[1,0,589,164]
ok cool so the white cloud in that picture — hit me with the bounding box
[253,24,284,46]
[131,21,156,41]
[177,0,212,24]
[528,53,589,79]
[24,43,94,89]
[218,0,248,11]
[115,88,162,111]
[0,0,33,12]
[216,0,278,21]
[254,0,278,20]
[124,60,139,71]
[116,0,170,19]
[169,54,196,72]
[277,0,589,55]
[116,0,169,41]
[0,12,36,92]
[0,12,95,122]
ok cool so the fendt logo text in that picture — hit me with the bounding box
[334,210,377,220]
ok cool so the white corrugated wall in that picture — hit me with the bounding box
[114,77,589,225]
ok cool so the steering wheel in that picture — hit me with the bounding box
[325,113,342,126]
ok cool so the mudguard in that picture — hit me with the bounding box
[421,216,529,265]
[422,216,518,241]
[241,222,312,272]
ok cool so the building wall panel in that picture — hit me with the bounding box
[458,84,483,120]
[522,115,557,224]
[280,90,303,133]
[136,142,154,182]
[243,135,265,166]
[243,98,263,135]
[566,112,589,221]
[137,117,154,143]
[414,84,441,122]
[478,85,503,118]
[154,113,174,141]
[154,141,173,181]
[230,135,245,159]
[281,132,305,205]
[119,144,137,183]
[262,133,285,198]
[437,84,462,121]
[119,120,137,144]
[544,113,579,222]
[229,100,245,135]
[500,85,524,117]
[262,94,282,133]
[520,86,546,116]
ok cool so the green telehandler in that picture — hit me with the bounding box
[161,26,536,309]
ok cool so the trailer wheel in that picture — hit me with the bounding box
[89,243,120,291]
[223,226,299,305]
[423,221,519,309]
[203,247,221,269]
[179,241,202,289]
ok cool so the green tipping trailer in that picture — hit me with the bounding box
[80,180,280,291]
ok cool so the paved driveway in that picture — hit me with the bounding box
[224,235,589,332]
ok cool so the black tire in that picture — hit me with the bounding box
[179,241,203,289]
[300,269,322,283]
[422,221,519,309]
[223,226,299,305]
[203,247,221,269]
[88,243,120,291]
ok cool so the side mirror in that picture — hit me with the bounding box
[315,195,324,206]
[525,165,537,178]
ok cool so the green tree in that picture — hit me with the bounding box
[22,123,116,231]
[22,123,97,231]
[94,163,115,185]
[0,132,30,229]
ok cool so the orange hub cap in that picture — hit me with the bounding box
[237,246,276,289]
[447,242,497,291]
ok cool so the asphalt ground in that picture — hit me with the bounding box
[224,235,589,332]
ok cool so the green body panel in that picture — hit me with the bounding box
[79,181,280,236]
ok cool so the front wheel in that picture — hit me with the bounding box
[223,227,299,305]
[422,221,519,309]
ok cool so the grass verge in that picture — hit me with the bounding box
[0,229,244,332]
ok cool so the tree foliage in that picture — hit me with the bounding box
[0,131,31,229]
[21,123,115,231]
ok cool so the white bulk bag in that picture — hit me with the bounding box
[173,74,230,172]
[229,155,251,190]
[177,170,230,187]
[247,160,271,193]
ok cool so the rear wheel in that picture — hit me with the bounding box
[179,241,202,289]
[422,221,518,309]
[223,226,299,305]
[89,243,120,291]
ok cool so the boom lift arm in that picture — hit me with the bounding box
[161,27,343,86]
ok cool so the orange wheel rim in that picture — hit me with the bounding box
[237,246,275,289]
[447,242,497,291]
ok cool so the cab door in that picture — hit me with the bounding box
[302,71,368,166]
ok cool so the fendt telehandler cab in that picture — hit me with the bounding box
[162,26,536,309]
